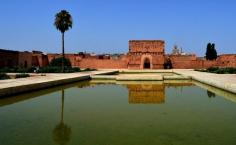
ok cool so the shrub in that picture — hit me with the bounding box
[164,59,172,69]
[49,57,72,67]
[196,67,236,74]
[0,67,15,73]
[37,67,62,73]
[72,67,81,72]
[206,67,219,72]
[15,73,30,78]
[0,67,36,73]
[16,68,28,73]
[82,68,96,71]
[0,73,10,80]
[37,66,81,73]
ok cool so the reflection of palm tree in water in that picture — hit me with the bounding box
[53,89,71,145]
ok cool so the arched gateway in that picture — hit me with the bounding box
[143,58,151,69]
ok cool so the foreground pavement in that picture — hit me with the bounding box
[0,70,118,97]
[174,69,236,94]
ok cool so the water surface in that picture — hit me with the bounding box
[0,81,236,145]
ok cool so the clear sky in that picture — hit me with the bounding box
[0,0,235,56]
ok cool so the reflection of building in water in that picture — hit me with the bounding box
[127,84,165,104]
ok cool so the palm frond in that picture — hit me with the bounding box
[54,10,73,33]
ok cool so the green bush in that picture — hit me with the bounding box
[16,68,28,73]
[0,73,10,80]
[15,73,30,78]
[82,68,96,71]
[217,67,236,74]
[0,67,36,73]
[72,67,81,72]
[207,67,219,72]
[37,67,62,73]
[49,57,72,67]
[0,67,15,73]
[196,67,236,74]
[37,66,81,73]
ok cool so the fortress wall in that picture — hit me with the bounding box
[171,60,217,69]
[32,53,49,67]
[217,54,236,67]
[202,60,217,68]
[169,54,236,69]
[170,55,197,69]
[18,52,32,68]
[78,58,128,69]
[0,49,19,68]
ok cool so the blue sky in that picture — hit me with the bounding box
[0,0,235,56]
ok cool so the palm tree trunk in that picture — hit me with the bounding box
[62,32,65,73]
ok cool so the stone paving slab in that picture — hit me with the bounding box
[163,75,190,80]
[91,73,165,81]
[116,74,163,81]
[119,69,173,73]
[174,69,236,94]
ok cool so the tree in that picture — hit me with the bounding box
[164,57,172,69]
[206,43,212,60]
[211,43,217,60]
[205,43,217,60]
[207,90,216,98]
[49,57,72,68]
[54,10,73,72]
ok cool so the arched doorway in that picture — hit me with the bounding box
[143,58,150,69]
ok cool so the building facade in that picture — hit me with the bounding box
[127,40,165,69]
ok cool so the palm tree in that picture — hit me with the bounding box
[54,10,73,72]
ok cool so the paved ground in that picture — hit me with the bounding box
[0,70,117,97]
[174,69,236,94]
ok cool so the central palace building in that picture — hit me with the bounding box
[128,40,165,69]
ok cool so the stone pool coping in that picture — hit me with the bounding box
[173,69,236,94]
[0,70,118,97]
[0,69,235,97]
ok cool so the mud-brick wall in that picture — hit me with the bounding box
[170,55,197,69]
[78,58,128,69]
[0,49,19,68]
[217,54,236,67]
[18,52,33,68]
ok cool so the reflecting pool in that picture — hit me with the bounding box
[0,81,236,145]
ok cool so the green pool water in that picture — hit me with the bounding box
[0,81,236,145]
